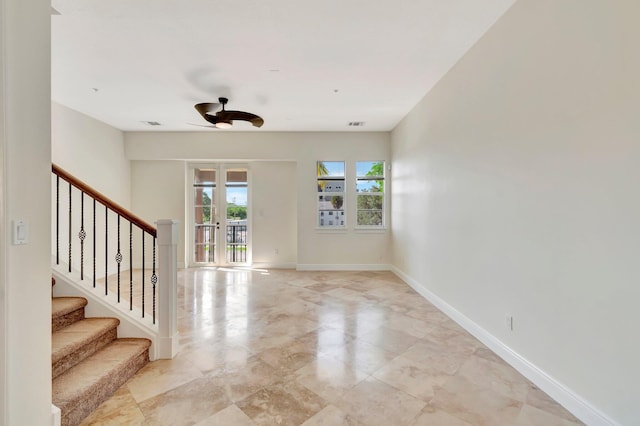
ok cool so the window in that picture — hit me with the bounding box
[356,161,384,227]
[317,161,345,228]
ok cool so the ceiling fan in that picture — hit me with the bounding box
[194,97,264,129]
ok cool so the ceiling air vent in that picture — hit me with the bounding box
[142,121,162,126]
[348,121,365,127]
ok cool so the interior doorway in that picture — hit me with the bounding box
[189,164,250,266]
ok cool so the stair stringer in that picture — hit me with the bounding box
[52,265,161,361]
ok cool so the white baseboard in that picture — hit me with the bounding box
[297,263,392,271]
[51,404,61,426]
[391,266,618,426]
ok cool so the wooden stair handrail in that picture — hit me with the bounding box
[52,164,157,237]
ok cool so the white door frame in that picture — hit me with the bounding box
[187,163,251,267]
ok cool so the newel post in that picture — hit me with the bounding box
[156,219,179,359]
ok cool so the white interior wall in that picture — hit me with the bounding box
[294,135,391,269]
[0,5,6,420]
[130,160,187,267]
[391,1,639,424]
[250,162,297,268]
[52,102,130,207]
[130,160,297,269]
[51,103,133,279]
[126,132,390,269]
[1,0,52,424]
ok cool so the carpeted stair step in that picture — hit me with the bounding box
[53,338,151,426]
[52,297,88,332]
[52,317,119,379]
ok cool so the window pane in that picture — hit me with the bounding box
[318,179,345,193]
[357,211,383,226]
[194,168,216,185]
[318,161,346,228]
[356,161,384,178]
[319,209,346,227]
[318,195,344,211]
[357,194,383,210]
[318,210,344,227]
[317,161,344,177]
[226,170,247,184]
[357,166,384,227]
[194,187,214,224]
[356,181,383,193]
[194,224,215,262]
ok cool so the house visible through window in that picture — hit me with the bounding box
[317,161,345,228]
[356,161,384,228]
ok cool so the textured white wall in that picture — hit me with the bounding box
[125,132,391,269]
[0,0,52,423]
[391,1,639,424]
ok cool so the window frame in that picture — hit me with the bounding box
[355,161,385,229]
[316,161,347,229]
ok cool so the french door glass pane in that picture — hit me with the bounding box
[194,168,216,263]
[194,187,214,224]
[226,170,248,263]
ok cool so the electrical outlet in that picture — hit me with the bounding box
[274,248,279,255]
[505,315,513,331]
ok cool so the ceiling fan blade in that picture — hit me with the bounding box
[194,102,221,117]
[219,110,264,128]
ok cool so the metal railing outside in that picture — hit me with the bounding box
[193,221,247,263]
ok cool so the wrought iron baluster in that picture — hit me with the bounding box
[79,192,86,280]
[142,231,145,318]
[129,222,133,311]
[52,166,160,325]
[93,199,96,288]
[152,237,157,325]
[56,175,60,265]
[243,226,247,262]
[116,215,122,303]
[105,205,108,296]
[68,182,72,272]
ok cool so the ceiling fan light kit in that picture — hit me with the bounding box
[215,119,233,129]
[194,97,264,129]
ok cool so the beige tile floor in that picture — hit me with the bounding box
[81,268,583,426]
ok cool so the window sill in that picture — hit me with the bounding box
[315,227,348,233]
[354,227,387,233]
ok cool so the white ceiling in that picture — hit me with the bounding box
[51,0,516,132]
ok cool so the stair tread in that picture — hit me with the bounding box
[52,317,120,364]
[52,338,151,407]
[52,297,88,319]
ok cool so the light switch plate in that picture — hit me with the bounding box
[12,220,29,245]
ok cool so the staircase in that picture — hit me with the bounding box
[52,281,151,426]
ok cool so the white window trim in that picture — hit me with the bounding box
[317,161,347,229]
[355,161,386,230]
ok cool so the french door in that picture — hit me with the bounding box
[190,164,250,266]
